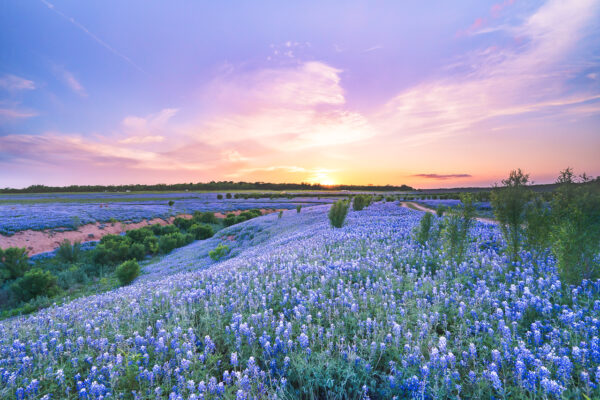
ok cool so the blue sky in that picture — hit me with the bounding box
[1,0,599,188]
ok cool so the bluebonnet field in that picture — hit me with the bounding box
[0,194,331,235]
[1,203,599,399]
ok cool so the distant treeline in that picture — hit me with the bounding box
[0,181,414,194]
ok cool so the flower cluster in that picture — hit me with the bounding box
[0,202,598,399]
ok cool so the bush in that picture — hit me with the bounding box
[11,268,59,302]
[57,266,88,289]
[194,211,217,224]
[353,195,371,211]
[128,243,147,261]
[209,244,230,261]
[156,224,179,236]
[173,217,193,230]
[524,197,552,252]
[278,211,283,219]
[415,212,434,245]
[436,205,446,217]
[93,235,132,265]
[168,200,175,206]
[56,240,81,263]
[217,194,223,200]
[442,194,475,263]
[297,205,302,213]
[490,169,531,261]
[126,227,154,243]
[551,175,600,284]
[0,247,29,280]
[226,193,232,199]
[329,199,349,228]
[189,223,214,240]
[143,236,159,254]
[115,260,140,286]
[224,215,237,227]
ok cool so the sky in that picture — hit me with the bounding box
[0,0,599,189]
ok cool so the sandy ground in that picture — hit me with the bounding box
[0,209,281,256]
[400,202,497,225]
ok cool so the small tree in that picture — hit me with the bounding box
[436,206,446,217]
[12,268,59,301]
[57,240,81,263]
[0,247,29,280]
[490,169,531,261]
[329,199,349,228]
[116,260,140,286]
[217,194,223,200]
[168,200,175,207]
[209,244,230,261]
[551,170,600,284]
[189,223,214,240]
[415,212,434,245]
[442,193,475,263]
[353,195,371,211]
[524,197,552,253]
[296,205,302,213]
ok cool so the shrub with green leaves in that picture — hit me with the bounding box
[11,268,59,302]
[415,212,434,246]
[436,205,446,217]
[0,247,29,280]
[550,174,600,284]
[115,260,140,286]
[524,197,552,253]
[158,233,186,254]
[329,199,349,228]
[209,243,230,261]
[442,194,475,263]
[56,240,81,263]
[173,217,193,230]
[194,211,218,224]
[189,223,214,240]
[296,205,302,213]
[490,169,531,261]
[352,195,371,211]
[128,243,147,261]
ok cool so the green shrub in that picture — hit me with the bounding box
[173,217,193,230]
[93,235,133,265]
[551,175,600,284]
[115,260,140,286]
[128,243,147,261]
[217,194,223,200]
[126,227,154,243]
[490,169,531,261]
[11,268,59,301]
[56,240,81,263]
[57,266,88,289]
[0,247,29,280]
[297,205,302,213]
[524,197,552,252]
[329,199,349,228]
[189,223,214,240]
[226,193,232,199]
[194,211,217,224]
[157,224,178,236]
[352,195,371,211]
[209,244,230,261]
[415,212,434,245]
[436,205,446,217]
[224,215,237,227]
[278,211,283,219]
[158,232,186,253]
[442,194,475,263]
[143,236,159,254]
[168,200,175,206]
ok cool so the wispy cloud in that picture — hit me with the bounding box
[55,68,87,97]
[0,74,35,91]
[364,44,383,53]
[412,173,472,180]
[40,0,145,74]
[0,108,38,120]
[377,0,600,146]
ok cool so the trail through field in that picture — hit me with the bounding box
[400,202,497,224]
[0,209,281,256]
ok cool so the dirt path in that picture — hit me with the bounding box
[0,208,282,256]
[400,202,497,225]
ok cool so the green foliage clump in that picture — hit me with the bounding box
[297,205,302,213]
[209,244,230,261]
[189,223,214,240]
[226,193,232,199]
[490,169,531,261]
[143,236,159,254]
[436,205,446,217]
[57,240,81,263]
[194,211,218,224]
[329,199,349,228]
[352,194,372,211]
[11,268,59,302]
[158,232,186,254]
[115,260,140,286]
[415,212,434,246]
[442,193,475,263]
[128,243,147,261]
[524,197,552,252]
[0,247,30,281]
[173,217,193,230]
[224,214,237,227]
[278,211,283,219]
[550,171,600,284]
[217,194,223,200]
[168,200,175,207]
